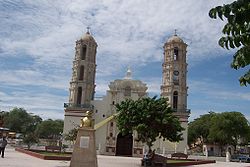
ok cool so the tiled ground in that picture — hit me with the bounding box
[1,146,250,167]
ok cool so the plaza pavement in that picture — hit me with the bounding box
[1,146,250,167]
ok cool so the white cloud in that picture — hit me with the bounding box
[95,80,110,97]
[141,77,161,96]
[188,109,209,122]
[0,0,237,119]
[0,90,66,119]
[0,69,69,90]
[1,0,235,75]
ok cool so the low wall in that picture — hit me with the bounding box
[166,158,216,166]
[15,147,71,161]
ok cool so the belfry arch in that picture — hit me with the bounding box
[115,133,133,156]
[173,91,178,110]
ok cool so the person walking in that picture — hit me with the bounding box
[0,136,7,158]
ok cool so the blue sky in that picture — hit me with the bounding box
[0,0,249,121]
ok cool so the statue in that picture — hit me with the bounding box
[70,109,97,167]
[80,111,92,127]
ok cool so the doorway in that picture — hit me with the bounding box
[116,133,133,156]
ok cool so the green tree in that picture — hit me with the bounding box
[116,96,184,149]
[35,119,64,139]
[189,111,250,154]
[3,108,42,134]
[188,112,216,146]
[208,112,250,149]
[22,133,39,149]
[4,108,42,148]
[0,111,8,127]
[64,127,78,144]
[209,0,250,86]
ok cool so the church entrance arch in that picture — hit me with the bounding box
[115,133,133,156]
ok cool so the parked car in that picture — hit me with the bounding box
[231,154,250,163]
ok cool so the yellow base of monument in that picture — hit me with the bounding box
[70,127,97,167]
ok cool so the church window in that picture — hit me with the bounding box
[173,91,178,110]
[173,75,179,85]
[174,47,178,61]
[77,87,82,105]
[79,66,84,80]
[110,133,113,137]
[124,86,131,97]
[110,122,113,127]
[103,114,106,118]
[173,71,179,85]
[81,45,87,60]
[112,101,115,105]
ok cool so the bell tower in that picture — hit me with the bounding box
[161,32,190,152]
[63,28,97,134]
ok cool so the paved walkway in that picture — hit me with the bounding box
[1,146,250,167]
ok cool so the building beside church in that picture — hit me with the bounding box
[63,29,190,156]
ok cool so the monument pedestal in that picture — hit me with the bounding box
[70,127,97,167]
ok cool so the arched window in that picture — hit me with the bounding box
[124,86,131,97]
[79,66,84,80]
[174,47,178,61]
[173,71,179,85]
[173,91,178,110]
[77,87,82,105]
[81,45,87,60]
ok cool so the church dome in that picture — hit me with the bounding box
[167,34,184,43]
[108,68,148,93]
[108,79,148,93]
[81,31,96,43]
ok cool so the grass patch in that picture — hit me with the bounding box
[38,152,71,157]
[30,150,71,157]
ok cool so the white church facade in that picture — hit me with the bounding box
[63,29,190,157]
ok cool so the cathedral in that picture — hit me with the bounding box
[63,29,190,157]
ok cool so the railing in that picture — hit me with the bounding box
[64,103,94,109]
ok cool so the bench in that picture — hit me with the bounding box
[141,153,167,167]
[45,146,61,152]
[171,152,188,159]
[153,154,167,166]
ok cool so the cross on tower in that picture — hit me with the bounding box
[174,29,177,36]
[87,26,90,34]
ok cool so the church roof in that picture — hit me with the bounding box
[108,79,148,92]
[81,29,96,43]
[108,68,148,92]
[167,34,184,43]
